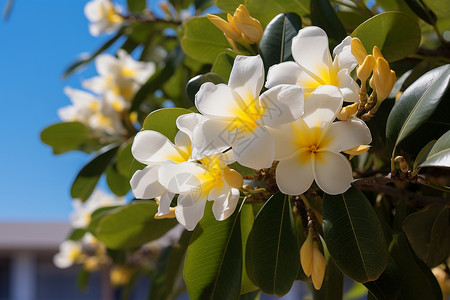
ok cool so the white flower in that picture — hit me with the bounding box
[158,153,242,231]
[53,240,82,269]
[70,189,124,228]
[270,86,371,195]
[84,0,124,36]
[83,50,156,109]
[193,55,304,170]
[266,26,359,102]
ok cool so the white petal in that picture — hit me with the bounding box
[333,36,358,72]
[265,61,303,89]
[176,113,207,141]
[84,1,102,22]
[313,151,353,195]
[208,181,228,200]
[175,195,207,231]
[231,125,275,169]
[95,53,118,77]
[228,55,264,102]
[259,84,304,127]
[337,70,360,103]
[291,27,333,82]
[130,166,166,199]
[276,152,315,195]
[324,118,372,152]
[212,188,240,221]
[157,191,175,216]
[82,76,106,94]
[195,83,245,119]
[131,131,186,164]
[192,118,231,158]
[53,253,72,269]
[174,131,191,157]
[303,85,343,127]
[158,161,208,195]
[269,123,300,160]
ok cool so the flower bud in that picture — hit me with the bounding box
[233,5,263,44]
[110,265,133,286]
[207,14,241,41]
[371,57,396,102]
[337,102,359,121]
[351,38,368,65]
[311,242,326,290]
[300,229,314,277]
[372,45,383,59]
[343,145,371,160]
[154,207,176,219]
[224,168,244,189]
[357,55,376,83]
[84,256,100,272]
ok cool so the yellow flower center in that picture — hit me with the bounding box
[231,93,264,131]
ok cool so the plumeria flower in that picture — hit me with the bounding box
[266,26,359,102]
[53,240,83,269]
[158,152,243,231]
[193,55,304,170]
[71,189,124,229]
[270,85,372,195]
[84,0,124,36]
[83,50,155,110]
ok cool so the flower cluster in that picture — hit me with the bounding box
[130,26,375,233]
[58,50,155,139]
[85,0,124,36]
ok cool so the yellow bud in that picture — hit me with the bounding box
[357,55,376,83]
[154,207,176,219]
[351,38,368,65]
[372,45,383,59]
[84,256,100,272]
[233,5,263,44]
[207,14,241,41]
[395,91,402,102]
[110,265,133,286]
[300,229,314,277]
[311,242,326,290]
[343,145,371,160]
[337,102,359,121]
[372,57,396,101]
[224,167,244,189]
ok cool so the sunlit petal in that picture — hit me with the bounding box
[231,126,274,169]
[130,166,166,199]
[212,188,240,221]
[324,119,372,152]
[175,195,207,231]
[192,118,231,158]
[269,124,301,160]
[276,152,315,195]
[265,61,303,89]
[336,69,360,103]
[333,36,357,72]
[303,85,343,127]
[176,113,207,141]
[132,130,186,164]
[228,55,264,101]
[313,151,352,195]
[158,161,207,194]
[157,191,175,216]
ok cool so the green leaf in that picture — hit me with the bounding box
[322,186,388,283]
[310,0,347,49]
[40,122,90,154]
[386,65,450,157]
[116,141,133,177]
[215,0,310,27]
[63,28,124,78]
[184,202,242,300]
[211,51,237,82]
[130,47,185,111]
[404,0,437,25]
[422,0,450,19]
[402,204,450,267]
[389,233,443,299]
[195,0,212,10]
[363,257,401,300]
[351,12,421,62]
[106,164,130,196]
[240,203,258,294]
[186,72,225,104]
[92,200,178,249]
[67,228,87,241]
[77,268,91,291]
[181,16,231,64]
[143,107,193,142]
[259,13,302,73]
[127,0,146,13]
[412,139,436,171]
[246,192,299,296]
[419,130,450,168]
[71,145,119,201]
[239,290,260,300]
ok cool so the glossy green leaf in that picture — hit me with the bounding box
[351,12,421,62]
[363,257,401,300]
[412,139,436,171]
[323,186,388,283]
[423,0,450,19]
[40,122,90,154]
[405,0,437,25]
[181,16,231,64]
[92,200,178,249]
[106,164,130,196]
[311,0,347,48]
[419,130,450,168]
[211,50,237,82]
[215,0,310,27]
[143,107,193,142]
[67,228,87,241]
[246,192,299,296]
[186,72,225,104]
[149,230,192,300]
[116,141,133,177]
[240,203,258,294]
[88,206,122,234]
[130,47,185,111]
[184,202,242,300]
[389,233,442,299]
[402,204,450,267]
[63,28,124,78]
[239,290,260,300]
[71,145,119,201]
[259,13,302,74]
[386,65,450,157]
[127,0,146,13]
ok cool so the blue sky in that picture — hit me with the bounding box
[0,0,135,221]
